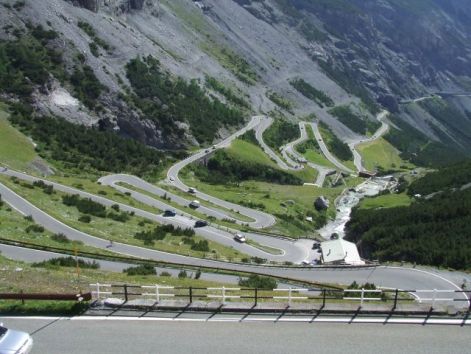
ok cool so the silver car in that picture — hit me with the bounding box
[0,325,33,354]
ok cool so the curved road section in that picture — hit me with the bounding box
[254,116,299,171]
[166,115,276,229]
[0,184,467,308]
[0,170,309,262]
[310,122,353,174]
[281,122,335,187]
[348,110,390,172]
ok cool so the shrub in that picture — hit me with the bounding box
[178,270,188,279]
[51,233,70,243]
[25,224,44,233]
[32,257,99,269]
[123,264,156,276]
[239,275,276,289]
[78,215,91,223]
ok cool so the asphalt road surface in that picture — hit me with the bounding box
[0,177,310,263]
[348,110,390,172]
[310,122,353,173]
[281,121,335,187]
[3,318,470,354]
[165,115,276,229]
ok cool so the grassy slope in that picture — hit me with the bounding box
[0,176,245,261]
[0,203,118,256]
[318,124,354,169]
[358,193,412,210]
[299,125,336,168]
[357,137,411,171]
[227,139,319,183]
[0,104,37,172]
[0,254,234,294]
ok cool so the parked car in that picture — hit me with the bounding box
[234,233,246,243]
[189,200,200,208]
[163,209,176,217]
[312,242,320,250]
[194,220,208,228]
[0,325,33,354]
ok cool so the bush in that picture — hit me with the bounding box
[32,257,99,269]
[51,233,70,243]
[25,224,44,233]
[178,270,188,279]
[194,149,303,186]
[191,240,210,252]
[123,264,156,276]
[290,78,334,107]
[239,275,277,289]
[126,56,244,144]
[160,271,171,277]
[78,215,91,223]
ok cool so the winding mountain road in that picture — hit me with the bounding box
[310,122,354,174]
[280,122,335,187]
[348,110,390,172]
[0,170,311,263]
[165,115,276,229]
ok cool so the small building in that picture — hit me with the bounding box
[320,239,365,266]
[359,171,377,179]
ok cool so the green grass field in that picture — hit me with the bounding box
[358,193,412,209]
[0,254,236,295]
[227,139,318,183]
[0,202,118,256]
[0,104,38,172]
[0,176,246,261]
[357,137,412,171]
[181,168,363,237]
[295,125,336,168]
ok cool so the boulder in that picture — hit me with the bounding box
[314,196,330,211]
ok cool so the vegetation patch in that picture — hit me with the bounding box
[205,76,250,108]
[190,140,303,186]
[267,92,294,112]
[318,122,352,162]
[346,188,471,271]
[263,119,299,151]
[328,105,380,135]
[290,78,334,107]
[126,56,244,144]
[32,256,100,269]
[384,114,465,167]
[408,160,471,196]
[357,137,409,172]
[0,104,37,171]
[8,105,166,176]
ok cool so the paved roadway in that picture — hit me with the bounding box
[254,116,298,171]
[0,172,311,263]
[99,174,256,227]
[310,122,354,173]
[165,115,276,229]
[281,121,335,187]
[3,318,470,354]
[347,110,390,172]
[0,184,467,308]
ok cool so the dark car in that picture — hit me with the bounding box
[163,209,176,217]
[194,220,208,228]
[312,242,320,250]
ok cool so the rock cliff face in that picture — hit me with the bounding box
[1,0,470,156]
[66,0,150,13]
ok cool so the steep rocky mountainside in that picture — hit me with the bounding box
[1,0,470,160]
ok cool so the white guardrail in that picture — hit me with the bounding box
[90,283,469,309]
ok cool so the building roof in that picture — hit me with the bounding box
[321,239,365,265]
